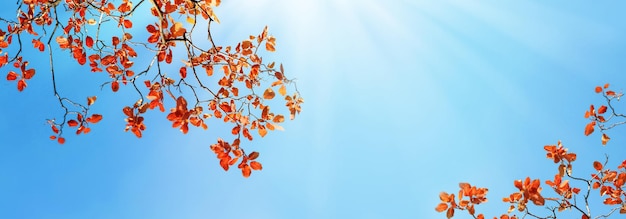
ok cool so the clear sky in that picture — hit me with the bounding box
[1,0,626,218]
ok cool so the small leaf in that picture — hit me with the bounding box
[278,84,287,96]
[6,71,18,80]
[87,114,103,123]
[85,36,94,48]
[584,122,595,136]
[87,96,97,106]
[258,127,267,137]
[248,151,259,160]
[111,81,119,92]
[67,120,79,127]
[598,105,607,114]
[57,137,66,144]
[179,67,187,79]
[263,88,275,99]
[593,161,603,171]
[250,161,262,170]
[595,86,602,93]
[435,203,448,212]
[601,133,610,145]
[242,164,251,178]
[17,79,26,91]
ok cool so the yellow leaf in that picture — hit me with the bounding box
[263,88,275,99]
[186,16,195,24]
[278,84,287,96]
[87,18,97,25]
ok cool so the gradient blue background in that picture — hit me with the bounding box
[1,0,626,218]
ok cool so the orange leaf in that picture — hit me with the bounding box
[250,161,262,170]
[435,203,448,212]
[273,115,285,123]
[593,161,603,171]
[278,84,287,96]
[57,137,65,144]
[598,105,607,114]
[258,127,267,137]
[595,86,602,93]
[87,96,97,106]
[601,133,610,145]
[123,19,133,28]
[242,164,251,178]
[582,214,589,219]
[111,81,119,92]
[87,114,103,123]
[56,36,70,49]
[263,88,275,99]
[604,83,610,89]
[584,122,595,136]
[68,120,79,127]
[446,207,454,218]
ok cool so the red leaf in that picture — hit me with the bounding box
[85,36,94,48]
[17,79,26,91]
[22,69,35,79]
[57,137,65,144]
[6,71,18,80]
[595,86,602,93]
[67,120,79,127]
[179,67,187,79]
[86,114,103,123]
[111,81,119,92]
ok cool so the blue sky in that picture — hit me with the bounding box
[1,0,626,218]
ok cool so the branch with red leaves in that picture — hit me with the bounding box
[1,0,303,178]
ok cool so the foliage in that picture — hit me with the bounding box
[435,84,626,219]
[0,0,303,177]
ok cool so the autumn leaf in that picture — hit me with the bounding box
[250,161,262,170]
[87,96,97,106]
[258,127,267,137]
[111,81,120,92]
[85,36,94,48]
[263,88,275,99]
[248,151,259,160]
[86,114,103,123]
[17,79,26,91]
[601,133,610,145]
[593,161,603,171]
[57,137,66,144]
[278,84,287,96]
[56,36,70,49]
[242,164,251,178]
[6,71,18,81]
[598,105,607,114]
[584,122,595,136]
[68,120,79,127]
[595,86,602,93]
[435,203,448,212]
